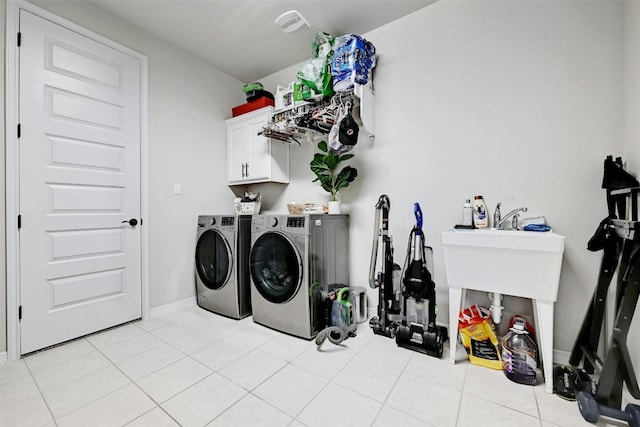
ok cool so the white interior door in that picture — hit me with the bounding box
[18,9,143,354]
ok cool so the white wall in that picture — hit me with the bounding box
[1,0,6,355]
[625,0,640,175]
[256,0,623,354]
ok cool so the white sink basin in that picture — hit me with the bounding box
[442,228,566,393]
[441,229,565,301]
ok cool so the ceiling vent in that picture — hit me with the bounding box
[275,10,311,35]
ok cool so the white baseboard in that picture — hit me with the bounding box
[147,296,197,319]
[0,352,7,367]
[553,349,571,366]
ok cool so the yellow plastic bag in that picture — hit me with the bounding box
[458,305,502,369]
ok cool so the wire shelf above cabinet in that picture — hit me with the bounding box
[260,82,375,146]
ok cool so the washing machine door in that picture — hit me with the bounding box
[195,229,232,290]
[250,231,302,303]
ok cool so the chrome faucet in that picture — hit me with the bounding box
[495,206,528,230]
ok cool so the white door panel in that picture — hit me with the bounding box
[19,10,142,354]
[50,135,124,170]
[45,254,126,279]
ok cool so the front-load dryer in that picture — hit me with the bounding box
[249,214,349,339]
[195,215,251,319]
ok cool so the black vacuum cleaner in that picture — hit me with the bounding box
[395,203,448,357]
[368,196,447,357]
[369,195,402,338]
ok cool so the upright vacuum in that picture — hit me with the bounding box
[369,195,402,337]
[395,203,448,357]
[368,195,447,357]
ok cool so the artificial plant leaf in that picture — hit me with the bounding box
[323,154,338,170]
[315,174,332,193]
[310,154,330,178]
[334,166,358,191]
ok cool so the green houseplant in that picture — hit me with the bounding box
[309,140,358,202]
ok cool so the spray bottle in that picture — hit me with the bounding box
[462,199,473,227]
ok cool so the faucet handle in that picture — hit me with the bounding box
[512,213,520,230]
[493,203,502,227]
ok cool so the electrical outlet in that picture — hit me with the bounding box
[173,183,182,195]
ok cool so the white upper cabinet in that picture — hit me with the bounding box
[226,106,289,185]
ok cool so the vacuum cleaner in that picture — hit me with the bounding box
[395,203,448,357]
[368,195,448,357]
[369,195,402,338]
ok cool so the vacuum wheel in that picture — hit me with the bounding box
[434,332,444,358]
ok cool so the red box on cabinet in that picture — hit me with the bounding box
[232,97,275,117]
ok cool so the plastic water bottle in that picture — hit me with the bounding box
[501,318,538,385]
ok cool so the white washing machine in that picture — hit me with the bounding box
[195,215,252,319]
[249,214,349,339]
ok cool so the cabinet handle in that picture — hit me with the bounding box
[245,163,249,177]
[241,163,246,177]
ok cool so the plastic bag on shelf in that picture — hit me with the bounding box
[312,31,334,60]
[331,34,376,92]
[296,58,333,100]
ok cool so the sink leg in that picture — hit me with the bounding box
[533,299,555,393]
[449,287,465,364]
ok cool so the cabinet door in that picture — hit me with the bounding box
[227,121,247,183]
[245,114,271,182]
[226,106,288,185]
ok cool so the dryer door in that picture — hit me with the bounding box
[250,231,302,303]
[195,229,232,290]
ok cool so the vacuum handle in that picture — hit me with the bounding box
[414,202,423,230]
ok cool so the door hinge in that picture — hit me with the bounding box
[18,214,21,229]
[18,306,22,320]
[17,123,21,138]
[17,32,21,47]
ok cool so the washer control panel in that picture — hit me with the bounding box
[286,217,305,228]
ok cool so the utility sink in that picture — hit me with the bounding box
[442,229,565,301]
[442,228,566,393]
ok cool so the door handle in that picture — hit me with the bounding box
[121,218,138,227]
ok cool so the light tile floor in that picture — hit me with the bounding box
[0,306,626,426]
